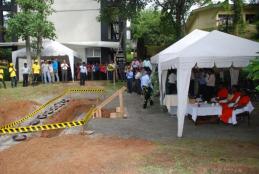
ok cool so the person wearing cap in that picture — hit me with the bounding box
[32,60,41,86]
[22,63,29,87]
[0,65,6,88]
[9,63,17,88]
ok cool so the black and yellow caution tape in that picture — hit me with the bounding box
[68,87,104,93]
[0,108,96,135]
[1,87,104,129]
[1,91,67,129]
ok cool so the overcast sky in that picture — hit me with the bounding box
[146,0,249,10]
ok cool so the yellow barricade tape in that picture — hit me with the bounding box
[1,87,104,129]
[1,91,67,129]
[0,108,96,135]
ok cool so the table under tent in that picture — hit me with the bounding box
[151,29,259,137]
[12,40,81,81]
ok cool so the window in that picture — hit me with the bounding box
[3,11,11,28]
[245,14,256,24]
[218,14,233,26]
[86,48,101,58]
[108,22,120,41]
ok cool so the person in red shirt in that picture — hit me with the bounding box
[99,64,107,80]
[216,85,228,100]
[228,85,241,104]
[220,90,250,124]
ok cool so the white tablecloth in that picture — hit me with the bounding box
[186,103,222,122]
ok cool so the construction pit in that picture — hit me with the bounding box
[0,87,127,151]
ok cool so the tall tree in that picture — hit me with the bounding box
[232,0,244,35]
[131,10,176,57]
[154,0,211,40]
[98,0,148,23]
[7,0,55,69]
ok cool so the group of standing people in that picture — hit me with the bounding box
[166,69,217,101]
[126,57,154,109]
[0,58,70,88]
[0,63,18,88]
[29,59,69,86]
[75,61,116,81]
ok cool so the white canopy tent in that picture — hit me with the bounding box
[12,40,80,80]
[151,30,259,137]
[151,29,209,104]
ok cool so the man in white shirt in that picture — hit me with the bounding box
[22,63,29,87]
[79,62,87,86]
[205,70,216,101]
[61,60,69,82]
[167,70,177,94]
[141,70,153,109]
[143,57,152,71]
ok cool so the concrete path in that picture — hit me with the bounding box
[88,92,259,142]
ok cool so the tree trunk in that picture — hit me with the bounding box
[175,0,185,40]
[232,0,244,35]
[36,36,42,62]
[136,37,145,59]
[25,36,32,71]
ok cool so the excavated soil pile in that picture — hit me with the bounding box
[0,100,39,127]
[0,135,153,174]
[41,99,98,138]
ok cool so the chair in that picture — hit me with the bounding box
[232,102,254,125]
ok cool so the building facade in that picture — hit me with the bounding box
[0,0,125,64]
[186,4,259,34]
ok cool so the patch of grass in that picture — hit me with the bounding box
[140,139,259,174]
[0,81,122,103]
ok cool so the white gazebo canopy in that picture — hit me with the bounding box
[152,30,259,137]
[151,29,209,64]
[151,29,210,105]
[12,40,81,80]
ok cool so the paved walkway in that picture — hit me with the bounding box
[88,92,259,142]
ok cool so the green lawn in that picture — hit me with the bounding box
[0,81,124,102]
[141,139,259,174]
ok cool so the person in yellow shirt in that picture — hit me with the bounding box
[107,61,115,82]
[32,60,41,86]
[9,63,17,88]
[0,66,6,88]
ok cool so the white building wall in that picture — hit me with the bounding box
[49,0,101,43]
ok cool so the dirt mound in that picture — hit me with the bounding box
[0,100,39,127]
[0,135,154,174]
[41,99,98,138]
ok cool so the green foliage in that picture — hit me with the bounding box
[7,0,56,57]
[131,10,176,46]
[0,48,12,61]
[246,57,259,89]
[154,0,212,40]
[232,0,245,35]
[7,12,34,40]
[97,0,148,22]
